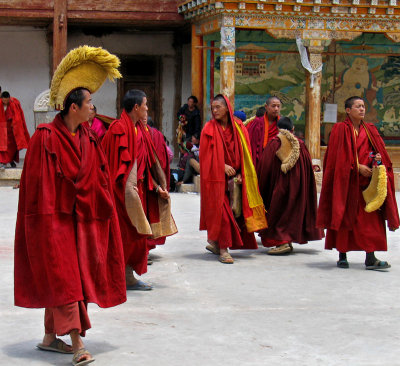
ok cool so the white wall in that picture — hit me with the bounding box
[181,43,192,105]
[0,26,50,138]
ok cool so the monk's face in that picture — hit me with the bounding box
[135,97,148,122]
[265,98,281,120]
[346,99,365,122]
[88,105,96,122]
[211,99,228,122]
[1,97,10,106]
[77,90,92,123]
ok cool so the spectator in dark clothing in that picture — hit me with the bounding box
[177,96,201,142]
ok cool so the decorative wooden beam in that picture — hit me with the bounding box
[191,23,204,113]
[305,45,323,162]
[220,16,236,107]
[52,0,67,75]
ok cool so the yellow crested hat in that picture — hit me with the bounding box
[49,45,122,110]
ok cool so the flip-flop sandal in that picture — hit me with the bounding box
[127,280,153,291]
[37,338,73,354]
[206,244,220,255]
[219,254,234,264]
[366,260,391,271]
[72,348,95,366]
[337,259,349,269]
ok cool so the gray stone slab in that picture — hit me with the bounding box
[1,189,400,365]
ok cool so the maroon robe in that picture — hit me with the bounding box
[317,118,399,252]
[147,126,170,248]
[257,134,323,246]
[246,114,279,170]
[102,112,177,275]
[102,111,149,275]
[14,114,126,308]
[0,97,30,163]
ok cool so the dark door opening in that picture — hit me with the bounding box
[118,56,162,130]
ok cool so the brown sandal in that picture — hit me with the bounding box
[37,338,73,354]
[206,243,220,255]
[219,253,234,264]
[72,348,95,366]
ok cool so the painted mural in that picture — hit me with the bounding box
[322,33,400,145]
[205,31,400,145]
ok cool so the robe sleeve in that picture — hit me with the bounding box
[14,127,83,308]
[317,122,358,230]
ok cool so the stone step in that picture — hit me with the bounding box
[0,168,22,187]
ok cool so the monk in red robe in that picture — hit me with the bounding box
[84,104,107,139]
[102,89,177,289]
[317,96,399,270]
[257,117,323,254]
[144,117,171,252]
[14,88,126,365]
[246,96,281,171]
[0,91,30,169]
[200,94,267,264]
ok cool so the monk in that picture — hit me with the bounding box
[0,91,30,169]
[85,104,107,139]
[102,89,177,289]
[144,116,171,252]
[14,88,126,366]
[317,96,399,270]
[257,117,323,255]
[246,96,281,171]
[200,94,267,264]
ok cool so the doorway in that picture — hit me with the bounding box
[118,56,162,130]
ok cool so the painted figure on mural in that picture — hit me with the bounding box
[0,91,30,170]
[334,58,380,122]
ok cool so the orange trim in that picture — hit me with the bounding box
[263,114,269,148]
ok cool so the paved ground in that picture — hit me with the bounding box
[1,189,400,366]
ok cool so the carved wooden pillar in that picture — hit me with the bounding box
[52,0,68,74]
[220,18,235,107]
[191,24,203,111]
[305,45,323,164]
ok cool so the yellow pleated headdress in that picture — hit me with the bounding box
[49,45,122,110]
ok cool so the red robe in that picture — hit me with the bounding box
[317,118,399,252]
[14,114,126,308]
[102,111,177,274]
[147,126,170,248]
[246,114,279,170]
[257,134,323,246]
[0,97,30,163]
[200,96,267,250]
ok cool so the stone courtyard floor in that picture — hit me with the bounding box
[1,189,399,366]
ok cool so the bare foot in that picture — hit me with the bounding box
[41,333,56,347]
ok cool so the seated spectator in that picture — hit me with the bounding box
[182,132,200,184]
[177,96,201,143]
[171,141,193,189]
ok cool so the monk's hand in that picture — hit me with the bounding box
[134,186,139,193]
[158,186,170,200]
[235,174,242,184]
[359,164,372,177]
[225,164,236,177]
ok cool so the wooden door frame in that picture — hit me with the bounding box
[117,55,162,129]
